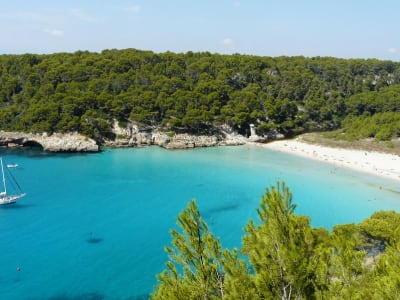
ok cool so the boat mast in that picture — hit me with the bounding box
[0,158,6,194]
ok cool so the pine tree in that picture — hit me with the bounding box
[152,182,400,299]
[371,242,400,299]
[151,200,227,300]
[221,248,258,299]
[323,224,368,299]
[242,181,318,299]
[358,231,400,299]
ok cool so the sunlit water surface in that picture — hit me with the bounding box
[0,146,399,299]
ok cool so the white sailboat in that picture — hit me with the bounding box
[0,157,26,205]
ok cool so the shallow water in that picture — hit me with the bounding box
[0,146,398,299]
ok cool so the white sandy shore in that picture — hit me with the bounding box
[253,139,400,183]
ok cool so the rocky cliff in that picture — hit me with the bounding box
[0,131,99,152]
[0,123,256,152]
[104,122,248,149]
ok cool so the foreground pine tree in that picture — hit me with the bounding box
[151,200,227,299]
[151,182,400,300]
[152,182,322,299]
[151,198,257,300]
[242,181,324,299]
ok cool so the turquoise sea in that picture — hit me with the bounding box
[0,145,399,299]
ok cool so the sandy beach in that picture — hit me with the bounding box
[255,139,400,183]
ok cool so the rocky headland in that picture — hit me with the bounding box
[0,131,99,152]
[0,122,255,152]
[104,122,249,149]
[0,120,282,152]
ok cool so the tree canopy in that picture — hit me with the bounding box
[1,49,400,141]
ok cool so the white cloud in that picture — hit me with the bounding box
[127,5,141,13]
[71,9,96,22]
[222,38,234,46]
[43,28,64,37]
[388,48,397,54]
[233,2,241,8]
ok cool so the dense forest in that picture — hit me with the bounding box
[152,182,400,299]
[0,49,399,142]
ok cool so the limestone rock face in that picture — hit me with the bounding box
[152,131,171,147]
[108,121,248,149]
[0,121,266,153]
[0,131,99,152]
[163,134,219,149]
[0,121,282,152]
[39,133,99,152]
[220,133,248,146]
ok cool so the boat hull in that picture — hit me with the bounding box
[0,193,26,205]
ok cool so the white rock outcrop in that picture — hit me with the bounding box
[107,121,247,149]
[0,131,99,152]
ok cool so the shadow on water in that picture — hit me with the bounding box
[46,292,105,300]
[86,237,104,244]
[0,146,52,158]
[202,202,241,224]
[85,231,104,244]
[130,294,150,300]
[0,203,34,210]
[43,292,150,300]
[205,202,240,215]
[0,146,97,160]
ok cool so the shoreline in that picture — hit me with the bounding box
[251,139,400,183]
[2,128,399,184]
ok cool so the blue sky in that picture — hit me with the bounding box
[1,0,400,60]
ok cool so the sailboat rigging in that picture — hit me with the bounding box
[0,157,26,205]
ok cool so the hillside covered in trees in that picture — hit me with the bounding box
[152,182,400,299]
[0,49,400,143]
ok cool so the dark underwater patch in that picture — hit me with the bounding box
[86,237,103,244]
[206,202,240,215]
[130,294,150,300]
[47,291,104,300]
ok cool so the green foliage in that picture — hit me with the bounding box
[369,242,400,298]
[341,112,400,141]
[152,200,230,299]
[1,49,400,140]
[343,112,400,141]
[221,249,258,299]
[153,182,400,299]
[359,210,400,243]
[336,83,400,141]
[324,224,368,299]
[242,182,318,299]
